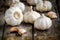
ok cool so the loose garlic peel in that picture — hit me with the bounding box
[24,6,41,24]
[18,28,27,35]
[34,14,52,30]
[14,12,20,20]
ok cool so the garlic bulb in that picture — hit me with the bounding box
[24,6,41,24]
[34,14,52,30]
[47,11,57,18]
[36,0,52,12]
[5,0,19,6]
[11,2,25,11]
[5,7,23,26]
[27,0,38,5]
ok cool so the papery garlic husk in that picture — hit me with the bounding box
[0,12,5,25]
[5,0,19,6]
[10,27,18,32]
[34,14,52,30]
[11,2,25,12]
[47,11,57,18]
[5,7,23,26]
[27,0,38,5]
[23,6,41,24]
[36,1,52,12]
[18,28,27,35]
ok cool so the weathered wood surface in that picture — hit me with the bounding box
[34,0,60,40]
[1,0,60,40]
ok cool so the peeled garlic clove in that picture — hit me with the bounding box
[0,12,5,25]
[10,27,18,32]
[36,0,52,12]
[47,11,57,18]
[11,2,25,12]
[5,7,23,26]
[27,0,38,5]
[34,14,52,30]
[24,6,41,24]
[18,28,27,35]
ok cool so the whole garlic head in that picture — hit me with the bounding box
[11,2,25,11]
[24,6,41,24]
[34,14,52,30]
[5,7,23,26]
[27,0,38,5]
[36,0,52,12]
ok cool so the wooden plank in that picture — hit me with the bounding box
[3,23,32,40]
[34,0,60,40]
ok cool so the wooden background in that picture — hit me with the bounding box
[0,0,60,40]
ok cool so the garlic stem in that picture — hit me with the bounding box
[42,14,45,17]
[30,6,33,11]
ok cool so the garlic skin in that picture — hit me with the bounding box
[36,1,52,12]
[11,2,25,11]
[47,11,57,18]
[24,6,41,24]
[27,0,38,5]
[18,28,27,35]
[34,14,52,30]
[10,27,18,32]
[5,7,23,26]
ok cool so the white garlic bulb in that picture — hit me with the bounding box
[36,0,52,12]
[34,14,52,30]
[27,0,38,5]
[5,7,23,26]
[24,6,41,24]
[11,2,25,11]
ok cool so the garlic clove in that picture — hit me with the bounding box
[47,11,57,18]
[18,28,27,35]
[10,27,18,33]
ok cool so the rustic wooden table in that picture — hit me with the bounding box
[0,0,60,40]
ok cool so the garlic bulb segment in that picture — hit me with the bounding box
[0,13,5,25]
[5,7,23,26]
[11,2,25,11]
[10,27,18,32]
[47,11,57,18]
[24,6,41,24]
[5,0,19,6]
[18,28,27,35]
[36,0,52,12]
[27,0,38,5]
[34,14,52,30]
